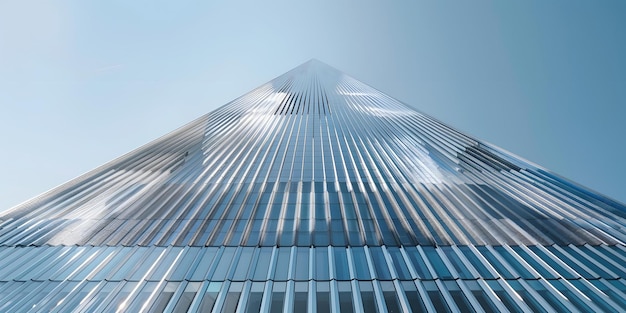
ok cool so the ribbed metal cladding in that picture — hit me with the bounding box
[0,59,624,312]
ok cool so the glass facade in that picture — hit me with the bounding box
[0,59,624,312]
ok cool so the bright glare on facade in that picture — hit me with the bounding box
[0,60,624,312]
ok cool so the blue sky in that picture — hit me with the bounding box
[1,1,625,211]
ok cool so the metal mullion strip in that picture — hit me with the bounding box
[52,246,101,281]
[500,171,591,222]
[491,279,534,313]
[482,246,522,279]
[524,171,625,238]
[546,279,607,312]
[0,281,31,311]
[15,170,125,222]
[329,109,368,242]
[84,281,129,313]
[161,280,192,313]
[23,246,76,281]
[439,183,517,244]
[329,103,396,244]
[421,184,487,245]
[414,246,440,279]
[515,170,612,221]
[474,279,514,313]
[411,280,438,313]
[217,114,288,240]
[455,280,487,313]
[12,170,120,221]
[457,171,552,245]
[286,246,297,281]
[307,280,316,312]
[258,281,273,313]
[233,281,253,313]
[0,246,44,278]
[453,182,539,245]
[220,113,283,184]
[412,184,464,244]
[364,143,434,244]
[464,245,503,279]
[26,282,80,313]
[568,245,621,278]
[468,169,557,226]
[5,280,54,312]
[49,281,102,313]
[337,116,396,244]
[448,246,481,279]
[5,113,208,216]
[369,280,389,313]
[404,184,456,245]
[283,280,295,313]
[348,280,363,313]
[398,246,422,280]
[549,245,602,279]
[588,279,626,308]
[256,115,299,243]
[533,245,581,279]
[529,279,582,312]
[598,244,626,264]
[499,172,601,232]
[434,279,462,313]
[522,168,625,218]
[501,245,542,279]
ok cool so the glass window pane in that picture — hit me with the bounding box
[338,282,354,313]
[274,248,291,281]
[359,281,378,313]
[388,247,411,280]
[422,246,452,279]
[269,282,286,313]
[380,281,402,313]
[351,247,371,280]
[369,247,391,280]
[424,281,451,313]
[402,281,427,313]
[315,248,330,280]
[405,247,432,279]
[317,282,331,312]
[334,247,350,280]
[253,248,273,281]
[294,248,309,281]
[172,282,200,313]
[294,282,308,312]
[149,282,178,312]
[197,282,222,313]
[244,282,265,313]
[222,282,243,313]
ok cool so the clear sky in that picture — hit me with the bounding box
[1,1,625,211]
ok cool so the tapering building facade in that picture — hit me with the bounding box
[0,60,625,312]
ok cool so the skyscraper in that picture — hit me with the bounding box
[0,60,624,312]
